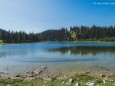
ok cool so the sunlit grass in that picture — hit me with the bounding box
[0,75,115,86]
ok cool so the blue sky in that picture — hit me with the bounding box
[0,0,115,33]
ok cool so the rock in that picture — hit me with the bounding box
[62,81,64,84]
[51,76,57,81]
[66,78,73,85]
[15,74,23,77]
[6,72,10,74]
[103,79,106,84]
[30,71,34,74]
[108,78,113,82]
[109,78,114,82]
[56,75,59,77]
[22,75,26,79]
[66,83,71,85]
[38,69,42,74]
[41,66,47,69]
[85,70,90,74]
[68,78,73,83]
[44,74,47,76]
[6,85,10,86]
[25,71,29,73]
[27,74,31,77]
[74,82,80,86]
[34,69,43,75]
[44,81,47,83]
[65,74,68,76]
[85,81,94,86]
[43,77,51,81]
[104,77,114,82]
[29,74,35,77]
[74,72,77,74]
[100,74,106,78]
[0,72,5,74]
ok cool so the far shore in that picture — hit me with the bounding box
[0,40,115,45]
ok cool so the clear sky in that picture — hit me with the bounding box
[0,0,115,33]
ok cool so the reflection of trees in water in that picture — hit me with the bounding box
[48,46,115,56]
[0,51,28,58]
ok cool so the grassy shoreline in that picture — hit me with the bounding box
[0,66,115,86]
[0,74,115,86]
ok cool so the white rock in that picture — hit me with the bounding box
[68,78,73,83]
[100,74,106,77]
[62,81,64,84]
[85,70,90,74]
[25,71,29,73]
[74,82,80,86]
[103,79,106,84]
[85,81,94,86]
[44,74,47,76]
[44,81,47,83]
[104,77,114,82]
[41,66,47,69]
[109,78,114,82]
[66,78,73,85]
[66,82,71,85]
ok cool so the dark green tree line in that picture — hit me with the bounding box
[0,25,115,43]
[0,29,40,43]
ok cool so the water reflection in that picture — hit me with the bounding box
[0,50,31,58]
[48,46,115,56]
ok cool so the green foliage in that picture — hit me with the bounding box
[70,31,77,41]
[0,25,115,43]
[0,40,3,43]
[0,29,40,43]
[0,75,115,86]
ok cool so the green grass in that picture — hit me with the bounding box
[0,40,3,43]
[0,40,5,44]
[0,75,115,86]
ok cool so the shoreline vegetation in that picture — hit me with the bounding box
[0,66,115,86]
[0,25,115,44]
[0,38,115,45]
[0,74,115,86]
[0,40,115,46]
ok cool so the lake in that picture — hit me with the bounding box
[0,42,115,77]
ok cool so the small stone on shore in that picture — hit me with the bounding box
[85,81,94,86]
[103,79,106,84]
[66,78,73,85]
[15,74,23,77]
[85,70,90,74]
[41,66,47,69]
[100,74,106,78]
[62,81,64,84]
[74,82,80,86]
[44,74,47,76]
[6,85,10,86]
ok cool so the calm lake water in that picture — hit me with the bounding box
[0,42,115,77]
